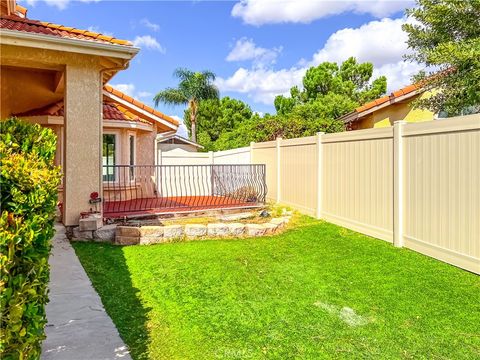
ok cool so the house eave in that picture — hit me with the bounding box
[340,89,424,124]
[0,29,139,60]
[103,119,153,132]
[103,90,178,132]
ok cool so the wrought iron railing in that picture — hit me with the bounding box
[102,164,267,217]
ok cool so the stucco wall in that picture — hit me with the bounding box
[1,44,105,226]
[356,93,435,129]
[64,62,102,225]
[137,130,156,166]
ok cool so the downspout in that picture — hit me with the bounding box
[98,60,130,220]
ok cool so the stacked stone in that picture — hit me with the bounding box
[73,216,291,246]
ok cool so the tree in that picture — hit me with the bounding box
[213,58,388,151]
[184,97,253,151]
[403,0,480,115]
[274,57,387,132]
[154,68,219,142]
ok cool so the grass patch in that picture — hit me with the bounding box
[73,217,480,359]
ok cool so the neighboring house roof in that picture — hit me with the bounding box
[0,14,132,46]
[157,132,204,149]
[339,83,423,124]
[13,86,178,131]
[104,84,179,127]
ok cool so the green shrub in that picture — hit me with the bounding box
[0,118,61,359]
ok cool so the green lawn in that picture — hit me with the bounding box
[73,217,480,360]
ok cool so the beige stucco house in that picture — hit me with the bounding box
[340,83,436,130]
[0,0,178,225]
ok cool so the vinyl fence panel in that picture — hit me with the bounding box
[402,117,480,273]
[279,136,318,216]
[321,128,394,242]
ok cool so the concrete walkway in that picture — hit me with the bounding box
[42,225,131,360]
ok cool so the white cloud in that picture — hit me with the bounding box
[310,18,411,68]
[226,38,282,67]
[217,17,422,104]
[231,0,412,25]
[171,116,189,138]
[109,84,155,102]
[373,61,422,93]
[132,35,166,53]
[216,67,305,104]
[137,91,153,99]
[140,18,160,32]
[308,17,421,93]
[110,83,136,97]
[24,0,100,10]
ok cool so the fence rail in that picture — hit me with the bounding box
[103,164,267,216]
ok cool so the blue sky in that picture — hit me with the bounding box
[20,0,419,128]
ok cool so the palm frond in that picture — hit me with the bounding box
[173,68,195,82]
[201,70,216,81]
[153,88,188,107]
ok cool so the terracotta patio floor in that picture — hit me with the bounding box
[103,195,260,218]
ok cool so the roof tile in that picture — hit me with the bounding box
[103,84,179,126]
[1,14,132,46]
[354,83,421,114]
[13,100,152,125]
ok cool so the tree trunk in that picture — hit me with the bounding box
[190,101,197,142]
[190,119,196,143]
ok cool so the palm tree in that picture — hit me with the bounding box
[154,68,219,142]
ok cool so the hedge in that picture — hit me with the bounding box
[0,118,61,359]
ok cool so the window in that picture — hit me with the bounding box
[103,134,116,181]
[129,134,135,180]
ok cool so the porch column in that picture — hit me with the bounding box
[63,63,102,226]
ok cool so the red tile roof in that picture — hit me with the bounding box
[340,83,423,124]
[103,102,152,124]
[13,100,151,125]
[104,84,179,126]
[14,100,64,117]
[355,83,421,114]
[0,14,132,46]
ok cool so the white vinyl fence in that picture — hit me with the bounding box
[155,147,251,196]
[157,146,251,166]
[156,115,480,274]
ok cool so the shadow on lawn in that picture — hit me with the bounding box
[73,243,151,360]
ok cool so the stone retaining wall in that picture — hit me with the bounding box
[114,217,291,246]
